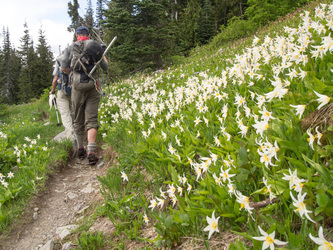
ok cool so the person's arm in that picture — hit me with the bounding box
[50,75,58,95]
[50,61,59,95]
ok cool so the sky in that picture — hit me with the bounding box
[0,0,93,59]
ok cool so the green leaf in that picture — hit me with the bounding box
[312,76,328,92]
[316,193,329,207]
[230,230,253,240]
[220,213,236,218]
[164,215,174,229]
[260,203,278,213]
[235,216,245,222]
[238,147,248,165]
[179,213,190,223]
[120,193,136,204]
[191,196,206,200]
[302,154,332,185]
[288,233,301,248]
[196,190,210,195]
[326,199,333,217]
[315,206,324,216]
[285,157,307,172]
[168,165,179,184]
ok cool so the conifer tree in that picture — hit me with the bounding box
[34,27,54,97]
[104,0,178,75]
[84,0,95,30]
[0,28,21,104]
[197,0,215,44]
[17,22,36,103]
[67,0,83,37]
[96,0,105,36]
[177,0,201,51]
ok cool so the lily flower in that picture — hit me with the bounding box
[290,191,315,223]
[309,226,333,249]
[314,91,331,110]
[253,226,288,249]
[213,173,223,186]
[120,171,128,182]
[143,213,149,225]
[235,190,254,216]
[156,197,165,209]
[203,210,220,240]
[148,198,157,211]
[307,128,316,150]
[220,167,236,183]
[290,104,306,119]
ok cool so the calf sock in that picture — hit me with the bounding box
[87,142,96,153]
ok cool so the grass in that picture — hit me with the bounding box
[1,1,333,249]
[97,0,333,248]
[0,90,72,232]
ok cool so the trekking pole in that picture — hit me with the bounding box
[52,98,61,127]
[88,36,117,78]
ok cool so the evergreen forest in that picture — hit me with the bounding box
[0,0,310,105]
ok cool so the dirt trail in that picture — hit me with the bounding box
[0,150,109,250]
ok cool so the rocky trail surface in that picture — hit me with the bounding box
[0,138,115,250]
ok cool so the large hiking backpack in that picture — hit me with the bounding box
[56,60,71,95]
[70,40,104,92]
[71,40,104,79]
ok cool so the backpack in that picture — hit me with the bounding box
[70,40,104,82]
[56,60,71,95]
[69,40,105,92]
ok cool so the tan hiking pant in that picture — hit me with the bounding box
[57,90,74,137]
[71,87,100,137]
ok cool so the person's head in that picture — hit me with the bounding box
[76,26,90,39]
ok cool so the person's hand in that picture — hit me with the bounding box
[49,90,55,95]
[49,94,56,109]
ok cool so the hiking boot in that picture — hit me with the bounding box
[88,152,98,165]
[78,147,87,159]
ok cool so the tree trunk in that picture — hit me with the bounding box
[239,0,243,16]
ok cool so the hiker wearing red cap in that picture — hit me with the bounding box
[61,26,108,165]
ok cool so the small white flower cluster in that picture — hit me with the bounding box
[0,171,14,188]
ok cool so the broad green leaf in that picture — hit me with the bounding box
[179,213,190,223]
[120,193,136,204]
[260,202,278,212]
[316,193,329,207]
[235,216,245,223]
[315,206,324,216]
[164,215,174,229]
[302,154,332,185]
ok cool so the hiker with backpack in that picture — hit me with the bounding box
[50,52,75,140]
[61,26,108,165]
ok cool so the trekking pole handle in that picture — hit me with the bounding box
[88,36,117,77]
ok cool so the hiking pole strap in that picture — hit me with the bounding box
[88,36,117,78]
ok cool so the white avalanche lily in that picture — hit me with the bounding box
[203,210,220,240]
[314,90,331,110]
[290,104,306,119]
[290,191,315,223]
[309,226,333,249]
[253,226,288,250]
